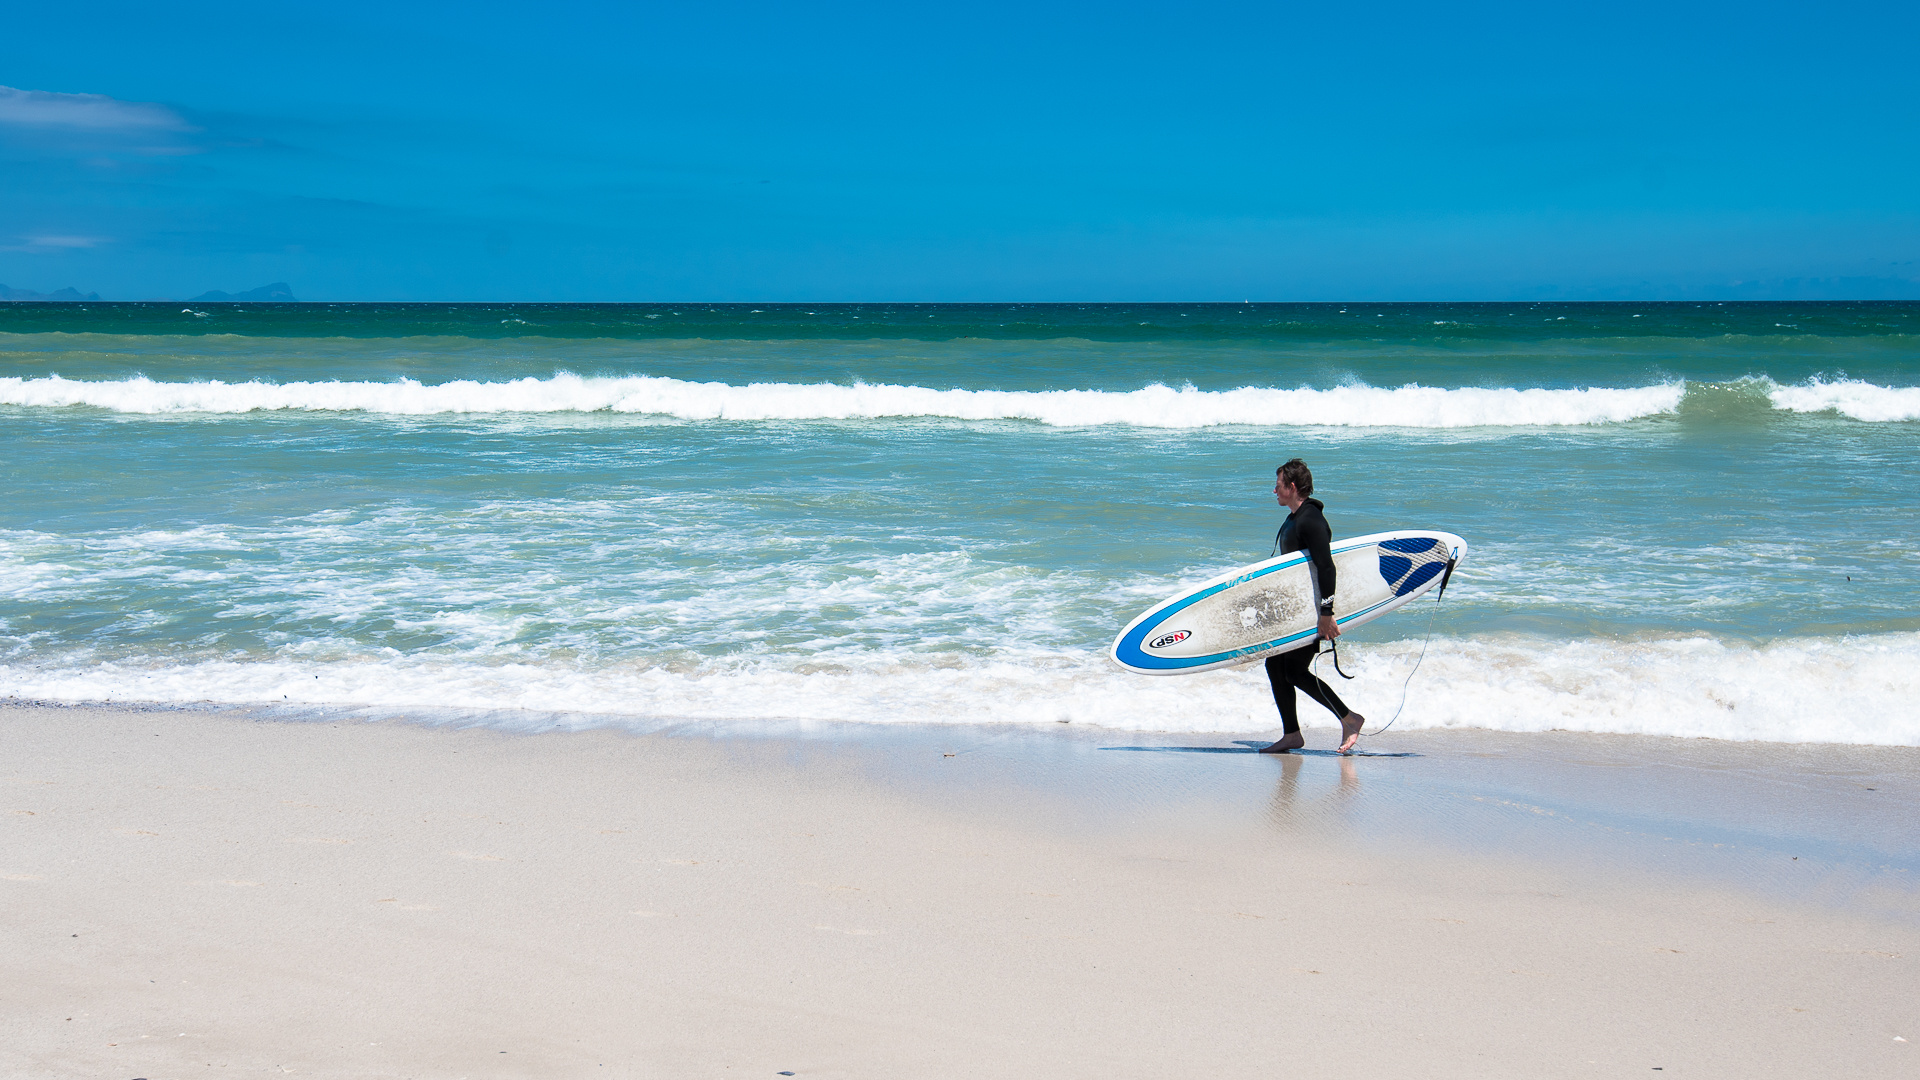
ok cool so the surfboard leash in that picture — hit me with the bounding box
[1314,554,1458,738]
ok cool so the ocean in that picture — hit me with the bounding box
[3,301,1916,744]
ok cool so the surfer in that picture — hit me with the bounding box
[1260,459,1368,755]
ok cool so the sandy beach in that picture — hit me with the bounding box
[4,704,1914,1078]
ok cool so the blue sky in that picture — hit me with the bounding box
[2,0,1916,301]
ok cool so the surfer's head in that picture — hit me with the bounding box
[1276,458,1313,499]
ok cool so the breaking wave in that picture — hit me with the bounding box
[0,372,1691,427]
[1766,378,1920,422]
[4,372,1915,427]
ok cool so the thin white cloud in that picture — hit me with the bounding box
[0,85,190,132]
[2,235,110,252]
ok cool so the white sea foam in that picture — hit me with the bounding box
[1766,378,1920,422]
[0,373,1689,428]
[5,632,1916,745]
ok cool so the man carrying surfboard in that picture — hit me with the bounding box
[1261,459,1368,754]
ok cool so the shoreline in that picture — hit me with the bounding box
[5,703,1915,1077]
[11,697,1915,888]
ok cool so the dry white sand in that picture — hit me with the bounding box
[4,704,1915,1078]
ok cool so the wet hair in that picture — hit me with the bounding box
[1276,458,1313,497]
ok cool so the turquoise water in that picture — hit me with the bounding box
[3,301,1917,742]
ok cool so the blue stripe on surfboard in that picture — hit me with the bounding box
[1113,548,1324,670]
[1113,592,1399,671]
[1111,551,1314,664]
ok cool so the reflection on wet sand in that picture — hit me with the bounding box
[1264,751,1361,834]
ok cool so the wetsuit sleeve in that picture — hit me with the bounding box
[1304,513,1336,616]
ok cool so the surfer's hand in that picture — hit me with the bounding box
[1318,614,1340,640]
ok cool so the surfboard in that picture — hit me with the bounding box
[1110,530,1466,675]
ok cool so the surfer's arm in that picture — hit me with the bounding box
[1304,518,1336,617]
[1310,525,1340,639]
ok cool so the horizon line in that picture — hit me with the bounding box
[6,298,1920,307]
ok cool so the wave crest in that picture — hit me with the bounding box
[0,372,1687,427]
[1767,378,1920,422]
[6,372,1916,427]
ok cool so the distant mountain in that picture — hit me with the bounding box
[0,284,102,301]
[189,282,298,302]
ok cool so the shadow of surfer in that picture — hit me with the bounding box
[1259,459,1368,755]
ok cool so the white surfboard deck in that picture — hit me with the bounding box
[1110,530,1466,675]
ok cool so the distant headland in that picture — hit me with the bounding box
[0,284,102,302]
[186,283,299,303]
[0,282,298,302]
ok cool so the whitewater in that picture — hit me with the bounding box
[3,372,1918,425]
[4,633,1916,745]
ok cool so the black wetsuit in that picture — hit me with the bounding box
[1265,498,1349,734]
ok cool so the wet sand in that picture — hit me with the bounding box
[4,704,1915,1078]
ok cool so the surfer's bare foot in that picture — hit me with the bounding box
[1338,712,1366,754]
[1260,732,1305,753]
